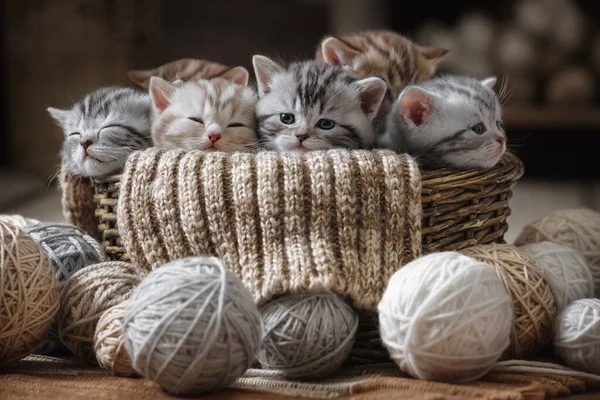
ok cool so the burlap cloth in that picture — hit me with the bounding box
[115,148,422,310]
[1,355,600,399]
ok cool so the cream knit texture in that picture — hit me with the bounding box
[117,148,422,310]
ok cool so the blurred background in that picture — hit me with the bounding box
[0,0,599,240]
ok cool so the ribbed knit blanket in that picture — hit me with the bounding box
[117,148,422,311]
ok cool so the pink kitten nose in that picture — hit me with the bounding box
[208,133,222,143]
[295,133,309,143]
[81,140,93,151]
[496,136,505,145]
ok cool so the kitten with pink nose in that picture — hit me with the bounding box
[149,66,258,152]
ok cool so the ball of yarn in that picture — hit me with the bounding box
[515,209,600,296]
[554,298,600,374]
[0,214,40,229]
[23,223,107,291]
[378,252,512,382]
[461,244,557,358]
[258,293,359,379]
[59,261,143,364]
[0,221,59,363]
[520,242,595,310]
[124,256,262,395]
[95,300,135,376]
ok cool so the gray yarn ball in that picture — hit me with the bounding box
[123,256,262,395]
[23,222,106,355]
[258,293,359,379]
[23,223,106,292]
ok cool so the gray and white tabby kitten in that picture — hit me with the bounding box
[252,56,387,152]
[48,87,152,177]
[379,76,506,170]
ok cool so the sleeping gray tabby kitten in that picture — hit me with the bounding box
[378,76,506,170]
[253,56,387,152]
[48,87,152,177]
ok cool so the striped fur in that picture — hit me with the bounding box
[48,87,152,177]
[150,75,257,152]
[128,58,231,89]
[253,56,386,152]
[379,76,506,170]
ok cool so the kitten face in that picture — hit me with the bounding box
[317,31,448,100]
[253,56,386,152]
[128,58,231,89]
[149,68,257,152]
[383,76,506,170]
[48,87,152,177]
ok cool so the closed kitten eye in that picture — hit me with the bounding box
[316,119,336,130]
[69,132,81,137]
[470,122,486,135]
[227,122,245,128]
[496,120,504,131]
[188,117,204,124]
[280,113,295,124]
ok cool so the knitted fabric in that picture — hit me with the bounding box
[117,148,422,311]
[60,169,98,239]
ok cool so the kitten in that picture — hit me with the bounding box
[128,58,231,89]
[48,87,152,178]
[316,31,448,100]
[379,76,506,170]
[149,66,258,152]
[252,56,387,152]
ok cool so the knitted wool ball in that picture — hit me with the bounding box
[378,252,512,382]
[0,221,59,364]
[554,298,600,374]
[258,293,359,379]
[59,261,143,364]
[95,300,135,376]
[23,223,107,291]
[461,244,557,358]
[124,257,262,395]
[520,242,595,310]
[514,209,600,295]
[0,214,40,229]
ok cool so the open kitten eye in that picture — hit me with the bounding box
[227,123,245,128]
[69,132,81,137]
[280,113,295,124]
[316,119,336,130]
[496,120,504,131]
[188,117,204,124]
[470,122,486,135]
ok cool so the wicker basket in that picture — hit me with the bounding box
[88,150,523,364]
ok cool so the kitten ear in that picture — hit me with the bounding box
[149,77,175,111]
[417,45,449,62]
[481,76,497,89]
[321,36,360,67]
[397,87,436,126]
[47,107,69,125]
[355,77,387,120]
[127,69,153,89]
[252,55,283,97]
[218,66,249,86]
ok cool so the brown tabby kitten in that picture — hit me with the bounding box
[316,30,448,133]
[128,58,231,90]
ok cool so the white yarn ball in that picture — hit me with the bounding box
[123,256,262,395]
[520,242,595,311]
[378,252,512,382]
[554,299,600,374]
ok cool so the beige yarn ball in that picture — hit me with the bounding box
[461,244,557,359]
[520,242,595,310]
[94,300,135,376]
[515,209,600,295]
[59,261,143,364]
[554,298,600,374]
[0,221,59,363]
[258,293,359,379]
[378,252,512,383]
